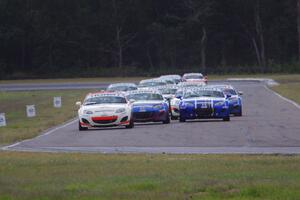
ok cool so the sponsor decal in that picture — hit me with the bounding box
[0,113,6,127]
[26,105,36,118]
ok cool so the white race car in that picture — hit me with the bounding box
[177,81,206,88]
[138,78,167,89]
[182,73,207,84]
[160,74,182,84]
[76,92,134,130]
[107,83,137,92]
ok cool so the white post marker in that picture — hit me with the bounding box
[0,113,7,127]
[53,96,62,108]
[26,105,36,117]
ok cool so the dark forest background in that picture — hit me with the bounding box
[1,0,300,79]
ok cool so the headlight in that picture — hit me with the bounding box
[214,101,225,106]
[83,110,93,115]
[153,104,164,110]
[116,108,126,113]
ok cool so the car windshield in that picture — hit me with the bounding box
[223,89,237,95]
[175,90,184,98]
[127,93,164,101]
[139,82,166,87]
[84,96,127,105]
[184,74,203,79]
[109,86,137,91]
[163,80,175,84]
[184,90,224,98]
[158,88,177,95]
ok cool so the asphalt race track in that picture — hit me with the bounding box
[3,81,300,154]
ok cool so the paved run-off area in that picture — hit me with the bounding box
[2,81,300,154]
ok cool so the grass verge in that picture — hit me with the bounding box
[0,77,148,84]
[0,152,300,200]
[0,90,93,145]
[269,75,300,104]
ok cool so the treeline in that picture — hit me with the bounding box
[0,0,299,79]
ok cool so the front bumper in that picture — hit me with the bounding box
[180,106,230,120]
[79,113,131,127]
[132,110,168,122]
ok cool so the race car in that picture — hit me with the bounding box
[157,85,178,100]
[138,78,167,89]
[76,92,134,130]
[178,87,230,122]
[182,73,208,84]
[177,81,206,88]
[208,85,243,116]
[157,85,179,119]
[126,90,170,124]
[159,74,182,84]
[107,83,137,92]
[169,83,205,120]
[158,77,177,85]
[170,97,181,120]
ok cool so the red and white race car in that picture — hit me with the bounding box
[76,91,134,130]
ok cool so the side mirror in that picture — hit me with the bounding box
[238,91,243,96]
[76,101,82,106]
[176,95,182,99]
[226,94,231,99]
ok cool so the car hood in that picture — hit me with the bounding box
[81,104,127,112]
[183,97,225,102]
[133,100,164,106]
[186,79,205,82]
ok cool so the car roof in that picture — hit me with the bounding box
[126,89,162,95]
[160,74,181,79]
[85,91,126,99]
[185,87,223,92]
[206,85,235,89]
[108,83,137,87]
[139,78,165,84]
[178,82,206,87]
[183,73,203,76]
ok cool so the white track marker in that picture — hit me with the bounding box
[53,97,62,108]
[0,113,6,127]
[26,105,36,117]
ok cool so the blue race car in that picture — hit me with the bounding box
[207,85,243,116]
[126,90,170,124]
[178,88,230,122]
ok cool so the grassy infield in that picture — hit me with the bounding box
[0,74,300,199]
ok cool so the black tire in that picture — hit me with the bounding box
[79,121,88,131]
[163,113,170,124]
[179,116,186,122]
[125,119,134,129]
[171,115,178,120]
[223,116,230,121]
[235,108,242,116]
